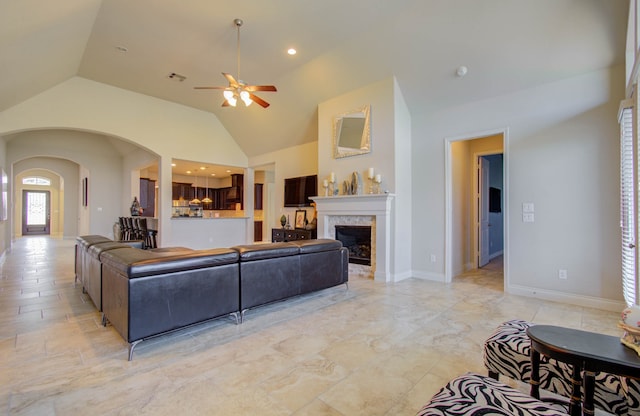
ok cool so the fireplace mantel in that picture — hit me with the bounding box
[312,194,394,281]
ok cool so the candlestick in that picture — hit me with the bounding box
[329,172,335,183]
[323,179,329,196]
[374,174,382,193]
[367,167,374,179]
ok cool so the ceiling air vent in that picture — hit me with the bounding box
[167,72,186,82]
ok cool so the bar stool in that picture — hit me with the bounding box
[118,217,128,240]
[137,217,157,249]
[125,217,134,241]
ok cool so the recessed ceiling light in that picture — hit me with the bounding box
[200,166,206,170]
[226,170,231,173]
[211,173,216,176]
[115,46,128,53]
[186,170,192,174]
[171,163,176,167]
[287,48,297,56]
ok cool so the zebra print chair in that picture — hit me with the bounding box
[417,372,569,415]
[483,319,630,415]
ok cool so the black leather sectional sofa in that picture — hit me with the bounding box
[76,236,348,360]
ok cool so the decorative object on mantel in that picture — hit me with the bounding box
[333,105,371,159]
[339,171,362,195]
[619,305,640,356]
[367,167,375,194]
[280,214,286,228]
[322,179,329,196]
[374,173,382,194]
[329,172,337,196]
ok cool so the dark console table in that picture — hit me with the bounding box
[272,228,316,242]
[527,325,640,416]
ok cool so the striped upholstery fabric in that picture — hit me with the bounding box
[417,372,569,415]
[483,319,628,415]
[621,377,640,416]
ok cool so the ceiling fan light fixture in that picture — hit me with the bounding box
[240,90,252,106]
[194,18,276,108]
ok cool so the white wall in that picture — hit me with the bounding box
[249,141,318,229]
[0,77,249,246]
[0,139,8,254]
[392,79,413,281]
[122,147,158,216]
[7,130,122,238]
[13,160,78,237]
[413,65,624,309]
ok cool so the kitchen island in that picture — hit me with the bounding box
[168,216,249,249]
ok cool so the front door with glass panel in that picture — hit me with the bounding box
[22,190,50,235]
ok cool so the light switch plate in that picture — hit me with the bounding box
[522,202,535,213]
[523,213,534,223]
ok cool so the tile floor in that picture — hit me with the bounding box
[0,237,621,415]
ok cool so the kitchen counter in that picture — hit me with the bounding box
[171,216,249,219]
[168,216,248,249]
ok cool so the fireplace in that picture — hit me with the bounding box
[335,225,371,266]
[313,194,393,282]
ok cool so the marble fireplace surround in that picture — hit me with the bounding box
[312,194,394,282]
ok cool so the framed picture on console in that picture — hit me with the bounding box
[295,210,307,229]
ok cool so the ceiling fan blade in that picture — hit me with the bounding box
[194,86,227,90]
[223,72,239,87]
[249,93,270,108]
[222,100,231,107]
[245,85,277,92]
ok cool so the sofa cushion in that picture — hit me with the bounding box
[100,247,239,278]
[291,238,342,254]
[76,235,112,249]
[233,242,299,261]
[148,246,193,253]
[88,241,135,258]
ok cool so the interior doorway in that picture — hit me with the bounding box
[22,190,50,235]
[445,129,507,288]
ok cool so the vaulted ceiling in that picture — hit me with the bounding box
[1,0,628,157]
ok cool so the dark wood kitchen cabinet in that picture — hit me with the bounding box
[254,221,263,242]
[172,182,193,201]
[139,178,156,217]
[254,183,263,210]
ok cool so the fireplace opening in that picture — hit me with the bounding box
[335,225,371,266]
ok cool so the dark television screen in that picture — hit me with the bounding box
[489,187,501,213]
[284,175,317,207]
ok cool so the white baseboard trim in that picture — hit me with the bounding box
[489,250,503,260]
[508,284,625,312]
[412,270,447,283]
[392,270,413,283]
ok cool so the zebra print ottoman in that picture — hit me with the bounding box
[482,319,628,415]
[417,372,568,415]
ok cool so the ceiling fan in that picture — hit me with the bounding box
[194,18,277,108]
